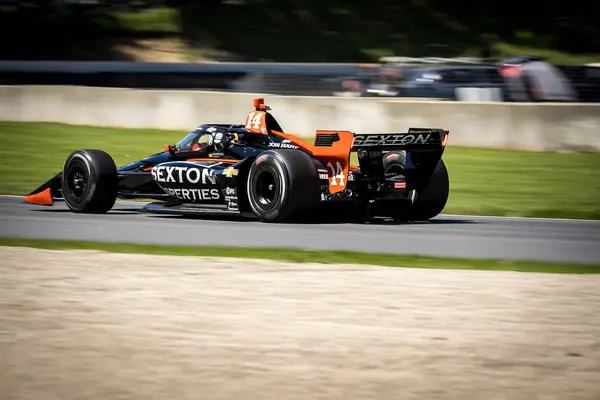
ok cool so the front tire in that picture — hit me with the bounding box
[62,149,118,214]
[247,149,321,222]
[383,151,449,221]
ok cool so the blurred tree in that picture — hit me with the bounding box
[0,0,598,62]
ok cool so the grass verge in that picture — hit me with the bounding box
[2,121,600,219]
[1,238,598,274]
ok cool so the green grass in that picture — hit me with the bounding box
[442,147,600,219]
[1,238,598,274]
[1,121,599,219]
[0,122,185,195]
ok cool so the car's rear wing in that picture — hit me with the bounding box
[309,128,449,194]
[351,128,449,151]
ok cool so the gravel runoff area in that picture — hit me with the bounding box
[0,246,599,400]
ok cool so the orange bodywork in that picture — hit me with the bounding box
[24,187,53,205]
[247,99,356,194]
[244,110,269,135]
[271,129,354,194]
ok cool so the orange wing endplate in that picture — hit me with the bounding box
[311,130,354,194]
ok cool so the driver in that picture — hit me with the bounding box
[191,128,234,153]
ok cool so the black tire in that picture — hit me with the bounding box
[383,151,449,221]
[247,149,321,222]
[61,149,118,214]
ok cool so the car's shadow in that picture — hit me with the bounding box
[29,204,475,225]
[32,207,142,216]
[146,214,475,226]
[359,218,474,226]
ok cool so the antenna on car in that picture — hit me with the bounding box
[253,97,271,111]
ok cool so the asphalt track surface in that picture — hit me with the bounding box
[1,196,599,264]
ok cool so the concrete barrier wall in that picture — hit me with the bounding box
[1,85,600,151]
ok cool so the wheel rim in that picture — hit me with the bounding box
[64,159,89,202]
[255,169,277,206]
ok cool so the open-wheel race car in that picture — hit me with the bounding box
[24,98,450,223]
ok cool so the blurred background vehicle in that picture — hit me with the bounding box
[498,56,578,102]
[335,58,505,101]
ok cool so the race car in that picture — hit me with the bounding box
[24,98,450,222]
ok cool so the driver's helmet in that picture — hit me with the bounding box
[191,129,213,152]
[191,127,230,152]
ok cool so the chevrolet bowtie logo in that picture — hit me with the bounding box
[223,167,239,178]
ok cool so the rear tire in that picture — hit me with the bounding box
[247,149,321,222]
[383,151,449,221]
[62,149,118,214]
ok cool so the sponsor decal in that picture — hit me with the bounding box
[320,172,354,181]
[227,200,239,210]
[224,186,237,202]
[223,167,239,178]
[327,161,345,186]
[353,133,434,146]
[164,188,221,201]
[151,165,217,185]
[268,142,299,149]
